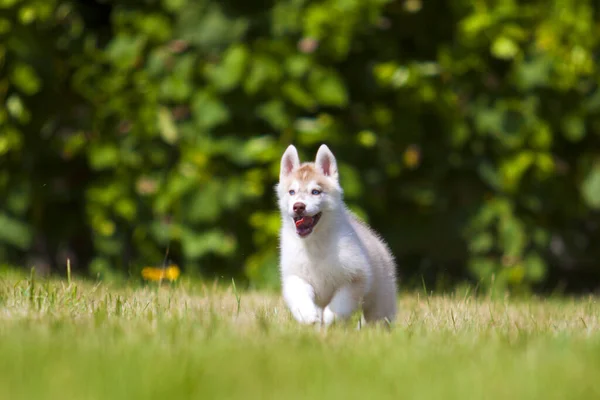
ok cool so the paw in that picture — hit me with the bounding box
[322,307,337,326]
[291,305,322,325]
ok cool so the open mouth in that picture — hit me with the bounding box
[293,212,322,237]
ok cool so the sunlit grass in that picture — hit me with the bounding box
[0,269,599,399]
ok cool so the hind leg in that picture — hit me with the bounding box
[363,283,397,325]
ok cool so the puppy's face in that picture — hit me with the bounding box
[277,145,342,238]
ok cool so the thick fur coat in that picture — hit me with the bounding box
[276,144,397,326]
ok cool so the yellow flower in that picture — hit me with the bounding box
[141,265,181,282]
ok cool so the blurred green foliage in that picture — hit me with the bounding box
[1,0,600,290]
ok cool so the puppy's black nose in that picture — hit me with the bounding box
[293,202,306,215]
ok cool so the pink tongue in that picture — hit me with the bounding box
[295,216,313,228]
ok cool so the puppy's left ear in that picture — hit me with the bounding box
[315,144,338,180]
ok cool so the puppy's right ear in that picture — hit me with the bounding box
[280,145,300,179]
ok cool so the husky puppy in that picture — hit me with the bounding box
[276,144,397,326]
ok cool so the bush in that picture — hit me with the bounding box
[1,0,600,290]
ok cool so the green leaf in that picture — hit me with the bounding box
[240,136,277,164]
[524,253,546,281]
[159,55,194,101]
[6,183,29,216]
[469,232,494,254]
[468,257,497,281]
[516,56,551,89]
[460,12,493,38]
[473,105,502,135]
[149,220,177,245]
[285,54,311,79]
[6,95,30,123]
[0,126,22,156]
[308,68,348,107]
[535,153,554,177]
[282,81,315,109]
[581,164,600,209]
[181,228,236,260]
[477,162,501,190]
[506,264,525,285]
[191,92,230,130]
[158,107,178,144]
[95,235,123,256]
[114,198,137,221]
[357,130,377,148]
[0,0,19,10]
[11,63,41,95]
[89,258,114,280]
[187,183,221,223]
[338,164,362,198]
[205,44,249,92]
[0,213,32,250]
[530,124,552,149]
[500,151,535,191]
[561,115,586,142]
[137,13,172,42]
[106,34,145,69]
[179,5,248,49]
[89,144,119,170]
[18,6,36,24]
[491,36,519,60]
[499,217,526,258]
[162,0,187,12]
[532,229,549,247]
[244,56,282,94]
[257,101,289,130]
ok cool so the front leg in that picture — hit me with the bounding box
[283,275,322,324]
[323,280,365,326]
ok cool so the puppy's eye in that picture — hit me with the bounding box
[288,190,296,195]
[311,189,322,195]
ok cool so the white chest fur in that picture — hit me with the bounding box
[279,223,371,308]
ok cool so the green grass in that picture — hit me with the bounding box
[0,270,599,400]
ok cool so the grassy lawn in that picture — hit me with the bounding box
[0,270,599,400]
